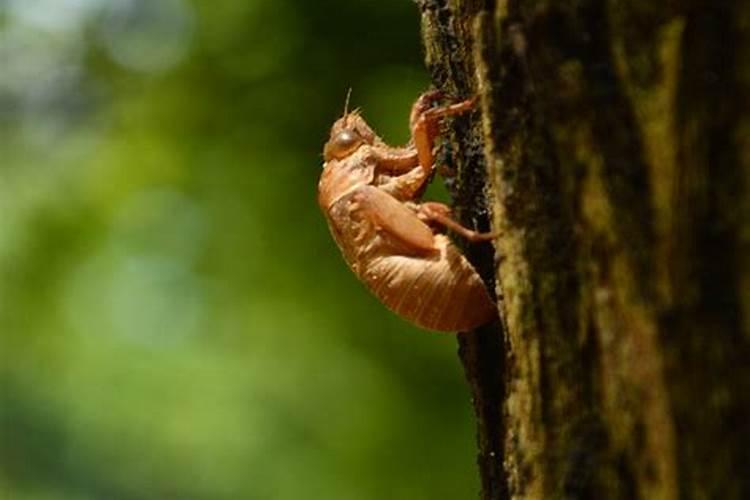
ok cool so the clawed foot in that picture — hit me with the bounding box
[409,90,476,131]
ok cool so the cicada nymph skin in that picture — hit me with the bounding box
[318,90,497,332]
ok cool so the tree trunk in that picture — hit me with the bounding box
[416,1,750,498]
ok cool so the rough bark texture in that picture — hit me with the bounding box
[416,0,750,499]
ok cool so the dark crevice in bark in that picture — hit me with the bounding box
[458,324,508,500]
[524,0,657,298]
[670,3,750,497]
[580,12,656,297]
[417,1,509,498]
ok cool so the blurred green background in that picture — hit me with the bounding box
[0,1,477,498]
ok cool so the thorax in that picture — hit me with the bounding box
[317,147,375,210]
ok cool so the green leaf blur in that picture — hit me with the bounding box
[0,1,476,498]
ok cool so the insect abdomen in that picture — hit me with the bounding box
[324,188,496,332]
[361,235,496,332]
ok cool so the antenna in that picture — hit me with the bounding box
[342,87,353,117]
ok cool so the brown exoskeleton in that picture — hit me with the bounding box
[318,90,497,332]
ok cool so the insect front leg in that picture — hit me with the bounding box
[410,91,477,178]
[415,201,496,242]
[373,93,477,202]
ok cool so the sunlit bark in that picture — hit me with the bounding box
[417,0,750,498]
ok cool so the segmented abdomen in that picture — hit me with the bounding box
[361,234,497,331]
[324,192,497,332]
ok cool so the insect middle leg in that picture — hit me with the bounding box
[368,143,425,201]
[415,201,496,242]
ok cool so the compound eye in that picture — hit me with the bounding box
[324,130,363,161]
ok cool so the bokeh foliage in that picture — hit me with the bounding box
[0,0,476,498]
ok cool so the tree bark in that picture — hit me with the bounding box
[416,1,750,499]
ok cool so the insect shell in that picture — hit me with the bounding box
[318,91,497,332]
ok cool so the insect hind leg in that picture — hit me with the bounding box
[416,202,496,243]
